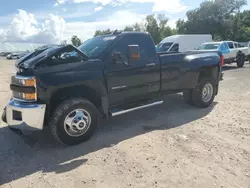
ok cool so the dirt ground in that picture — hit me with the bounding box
[0,57,249,188]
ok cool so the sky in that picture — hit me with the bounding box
[0,0,250,51]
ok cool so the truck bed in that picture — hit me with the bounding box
[158,51,221,92]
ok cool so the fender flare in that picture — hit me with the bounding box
[48,82,110,119]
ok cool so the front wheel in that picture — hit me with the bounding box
[50,98,98,145]
[191,78,215,108]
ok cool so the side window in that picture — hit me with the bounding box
[49,47,82,66]
[238,43,244,47]
[169,44,179,52]
[227,42,234,49]
[111,35,156,65]
[234,42,238,48]
[111,37,129,64]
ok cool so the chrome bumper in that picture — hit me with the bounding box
[5,99,46,131]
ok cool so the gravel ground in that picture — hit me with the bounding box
[0,57,250,188]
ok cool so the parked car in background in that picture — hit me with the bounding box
[0,52,11,56]
[6,52,29,60]
[6,53,19,59]
[226,41,249,62]
[156,34,212,53]
[195,41,248,68]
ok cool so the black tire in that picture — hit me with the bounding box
[191,78,215,108]
[1,108,7,123]
[183,91,194,105]
[237,54,245,68]
[50,98,98,145]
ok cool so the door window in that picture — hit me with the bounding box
[156,42,173,52]
[238,43,244,47]
[111,35,156,66]
[227,42,234,49]
[169,43,179,52]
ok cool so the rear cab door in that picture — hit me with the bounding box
[227,41,237,58]
[220,42,231,59]
[105,33,161,106]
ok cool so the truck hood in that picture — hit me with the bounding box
[16,45,88,69]
[190,50,222,57]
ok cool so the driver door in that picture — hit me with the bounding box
[105,35,161,106]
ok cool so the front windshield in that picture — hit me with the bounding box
[156,42,173,52]
[197,43,220,50]
[78,35,116,58]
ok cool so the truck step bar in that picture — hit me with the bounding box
[110,100,163,116]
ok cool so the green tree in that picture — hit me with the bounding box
[92,14,175,44]
[71,35,82,47]
[94,29,113,36]
[176,0,247,40]
[233,10,250,41]
[145,15,161,43]
[132,14,174,44]
[132,23,145,32]
[176,19,186,34]
[124,26,134,31]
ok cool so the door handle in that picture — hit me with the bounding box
[146,63,156,67]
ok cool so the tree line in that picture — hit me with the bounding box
[72,0,250,46]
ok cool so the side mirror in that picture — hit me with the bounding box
[128,45,140,62]
[112,52,122,63]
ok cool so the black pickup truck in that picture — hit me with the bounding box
[2,32,223,145]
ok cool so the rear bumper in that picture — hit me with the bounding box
[3,99,46,131]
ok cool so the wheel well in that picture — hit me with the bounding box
[48,85,102,120]
[237,50,245,57]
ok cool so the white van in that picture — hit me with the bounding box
[156,34,213,53]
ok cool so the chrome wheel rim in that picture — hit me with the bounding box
[64,109,91,137]
[202,83,213,103]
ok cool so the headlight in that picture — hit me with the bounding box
[11,76,37,102]
[13,76,36,87]
[23,93,37,100]
[17,77,36,87]
[21,78,36,87]
[13,91,37,101]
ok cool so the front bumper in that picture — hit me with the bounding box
[4,99,46,131]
